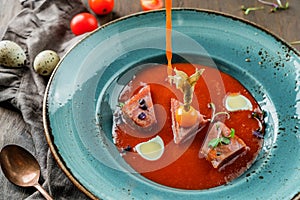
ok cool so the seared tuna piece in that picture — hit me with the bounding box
[171,98,207,144]
[201,121,247,169]
[122,85,157,129]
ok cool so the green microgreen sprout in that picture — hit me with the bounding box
[208,127,235,149]
[275,0,289,10]
[229,128,235,138]
[258,0,289,12]
[207,103,233,148]
[242,0,289,15]
[118,102,125,108]
[241,5,264,15]
[290,41,300,45]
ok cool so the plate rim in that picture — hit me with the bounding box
[42,8,300,200]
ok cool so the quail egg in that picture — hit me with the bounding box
[135,135,164,161]
[0,40,26,67]
[225,93,253,112]
[33,50,60,76]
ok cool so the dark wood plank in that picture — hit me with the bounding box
[1,0,298,50]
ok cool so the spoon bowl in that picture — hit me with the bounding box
[0,145,53,200]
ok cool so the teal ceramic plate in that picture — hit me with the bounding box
[43,9,300,199]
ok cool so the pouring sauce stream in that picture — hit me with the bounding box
[165,0,172,76]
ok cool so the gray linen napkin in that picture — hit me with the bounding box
[0,0,91,199]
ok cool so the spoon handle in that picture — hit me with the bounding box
[34,183,54,200]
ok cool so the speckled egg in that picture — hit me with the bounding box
[0,40,26,67]
[33,50,60,76]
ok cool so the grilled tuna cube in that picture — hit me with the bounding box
[122,85,156,129]
[170,98,207,144]
[201,122,247,169]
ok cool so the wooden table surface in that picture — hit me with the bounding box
[0,0,299,199]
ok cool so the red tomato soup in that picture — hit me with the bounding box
[113,63,264,190]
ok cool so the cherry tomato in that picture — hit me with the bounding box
[140,0,163,11]
[88,0,114,15]
[70,13,98,36]
[175,106,198,127]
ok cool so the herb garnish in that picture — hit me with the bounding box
[121,145,132,154]
[208,126,235,149]
[258,0,289,12]
[241,0,289,15]
[241,5,264,15]
[207,103,232,149]
[208,103,230,122]
[253,129,264,139]
[290,41,300,45]
[118,102,125,108]
[251,110,266,139]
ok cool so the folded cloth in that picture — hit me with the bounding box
[0,0,91,199]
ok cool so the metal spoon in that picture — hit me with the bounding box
[0,145,53,200]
